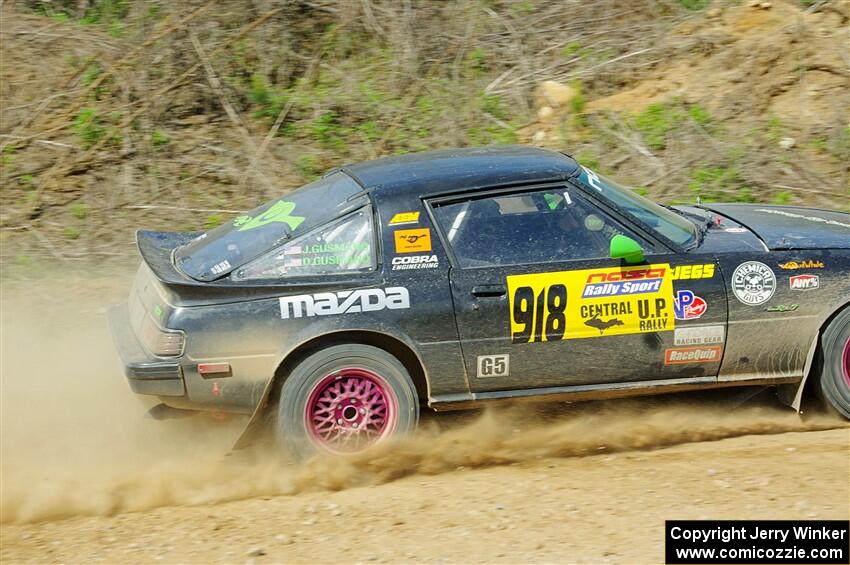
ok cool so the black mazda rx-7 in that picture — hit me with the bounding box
[108,146,850,458]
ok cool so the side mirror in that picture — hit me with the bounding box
[609,235,645,264]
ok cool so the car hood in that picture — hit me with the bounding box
[699,204,850,250]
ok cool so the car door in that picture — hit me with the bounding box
[429,183,727,393]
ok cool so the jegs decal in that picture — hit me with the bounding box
[670,264,715,280]
[506,264,675,344]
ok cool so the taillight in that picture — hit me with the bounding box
[140,316,185,357]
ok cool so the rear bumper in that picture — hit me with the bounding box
[107,303,185,397]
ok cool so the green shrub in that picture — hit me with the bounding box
[70,202,89,219]
[687,165,755,203]
[631,103,684,150]
[73,108,106,147]
[151,130,169,148]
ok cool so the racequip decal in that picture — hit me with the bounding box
[477,354,509,378]
[731,261,776,305]
[279,287,410,319]
[723,227,748,233]
[673,290,707,320]
[394,228,432,253]
[673,326,724,346]
[391,254,438,271]
[664,346,722,364]
[789,274,819,290]
[670,264,715,280]
[388,211,420,225]
[233,200,305,232]
[506,264,675,344]
[778,260,824,270]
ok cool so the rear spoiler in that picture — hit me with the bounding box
[136,230,205,287]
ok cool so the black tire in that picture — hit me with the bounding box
[275,344,419,459]
[818,306,850,419]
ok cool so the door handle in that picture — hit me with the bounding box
[471,284,507,298]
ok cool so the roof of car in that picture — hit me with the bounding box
[340,145,580,198]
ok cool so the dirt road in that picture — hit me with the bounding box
[1,269,848,564]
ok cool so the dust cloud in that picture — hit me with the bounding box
[1,267,845,524]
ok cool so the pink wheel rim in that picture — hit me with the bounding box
[305,368,397,454]
[842,337,850,389]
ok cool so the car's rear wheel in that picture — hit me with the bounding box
[276,344,419,459]
[818,306,850,419]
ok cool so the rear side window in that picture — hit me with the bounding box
[232,208,376,280]
[432,187,645,268]
[175,172,366,281]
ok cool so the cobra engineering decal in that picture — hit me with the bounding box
[506,264,675,344]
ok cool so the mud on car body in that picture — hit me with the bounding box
[108,146,850,458]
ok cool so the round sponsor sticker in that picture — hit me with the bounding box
[731,261,776,305]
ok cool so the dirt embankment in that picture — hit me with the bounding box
[1,269,848,563]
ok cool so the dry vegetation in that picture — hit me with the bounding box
[0,0,847,267]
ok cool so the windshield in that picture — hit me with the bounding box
[175,172,367,281]
[575,166,696,247]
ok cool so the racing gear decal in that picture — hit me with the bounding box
[673,325,724,346]
[394,228,432,253]
[506,264,675,344]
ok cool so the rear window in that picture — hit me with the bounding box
[174,172,366,281]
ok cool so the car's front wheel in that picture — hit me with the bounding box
[276,344,420,459]
[818,306,850,419]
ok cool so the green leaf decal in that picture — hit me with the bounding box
[235,201,305,232]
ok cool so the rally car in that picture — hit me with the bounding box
[108,146,850,458]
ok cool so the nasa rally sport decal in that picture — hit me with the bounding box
[506,264,675,344]
[731,261,776,306]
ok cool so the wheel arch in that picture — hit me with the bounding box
[232,329,430,449]
[790,300,850,411]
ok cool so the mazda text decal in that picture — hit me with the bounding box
[279,287,410,319]
[506,264,674,344]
